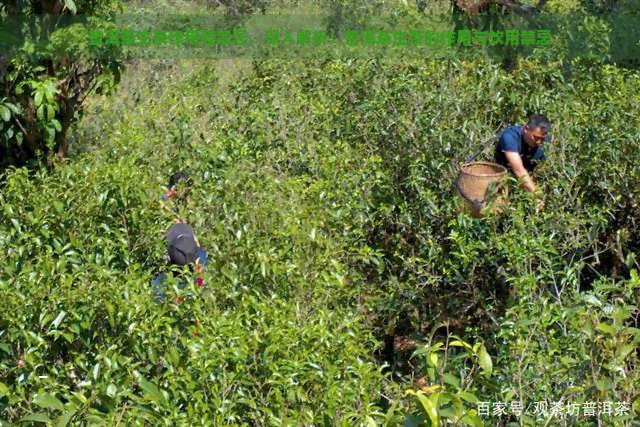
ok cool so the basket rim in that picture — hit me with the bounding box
[459,161,507,178]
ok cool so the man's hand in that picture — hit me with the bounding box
[504,151,537,193]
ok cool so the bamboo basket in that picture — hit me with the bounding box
[456,161,509,217]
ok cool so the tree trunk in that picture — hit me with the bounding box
[54,97,77,160]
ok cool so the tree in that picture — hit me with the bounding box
[0,0,124,171]
[447,0,549,71]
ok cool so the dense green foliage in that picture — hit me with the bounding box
[0,0,124,169]
[2,0,640,426]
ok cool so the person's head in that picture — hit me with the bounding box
[166,171,193,201]
[522,113,551,148]
[167,222,203,267]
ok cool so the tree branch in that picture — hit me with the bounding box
[535,0,549,12]
[492,0,545,15]
[454,0,547,15]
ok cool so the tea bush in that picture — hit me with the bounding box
[0,151,394,425]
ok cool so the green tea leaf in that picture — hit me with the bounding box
[56,408,78,427]
[0,105,10,121]
[33,393,65,411]
[458,391,480,403]
[93,363,100,381]
[139,377,166,406]
[0,381,9,397]
[21,412,52,423]
[107,384,117,398]
[596,323,615,335]
[35,91,43,107]
[477,344,493,378]
[409,390,439,426]
[51,311,67,329]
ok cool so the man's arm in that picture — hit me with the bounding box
[504,151,537,193]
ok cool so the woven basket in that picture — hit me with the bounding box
[456,161,508,217]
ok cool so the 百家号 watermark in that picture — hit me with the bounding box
[476,400,631,418]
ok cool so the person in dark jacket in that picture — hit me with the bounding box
[150,222,208,305]
[161,171,193,214]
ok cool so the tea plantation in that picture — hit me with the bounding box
[1,0,640,426]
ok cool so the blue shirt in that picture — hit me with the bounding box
[494,125,546,173]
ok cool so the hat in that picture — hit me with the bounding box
[167,223,200,265]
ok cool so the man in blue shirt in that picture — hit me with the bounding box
[494,113,551,208]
